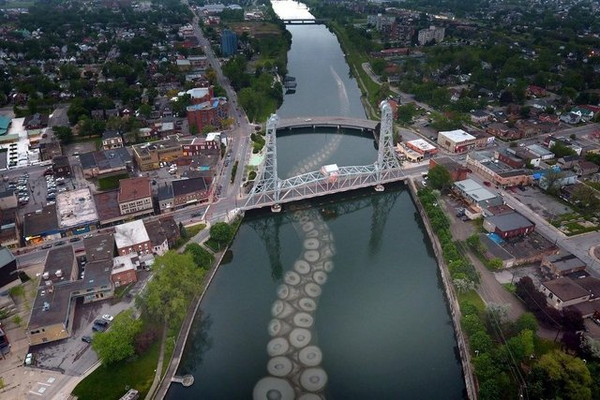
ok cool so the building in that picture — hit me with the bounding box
[417,26,445,46]
[541,253,587,277]
[39,137,62,161]
[470,110,491,125]
[437,130,476,153]
[181,136,220,157]
[406,139,437,157]
[466,151,532,187]
[143,220,169,256]
[221,29,238,56]
[79,148,132,178]
[114,220,151,256]
[23,113,49,130]
[173,177,210,208]
[132,137,182,171]
[56,188,99,236]
[52,155,72,178]
[453,179,502,207]
[483,212,535,239]
[0,247,18,290]
[540,278,591,310]
[0,115,11,136]
[118,177,153,217]
[185,87,213,104]
[186,97,229,133]
[574,160,599,177]
[428,157,469,182]
[0,190,17,210]
[111,255,138,287]
[101,130,124,150]
[158,217,181,247]
[23,204,61,245]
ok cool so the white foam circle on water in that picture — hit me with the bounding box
[300,368,328,392]
[306,230,319,238]
[297,297,317,312]
[253,377,295,400]
[304,282,322,298]
[313,271,327,285]
[267,356,294,377]
[289,328,312,348]
[323,261,334,272]
[284,271,301,286]
[304,250,320,262]
[304,238,320,250]
[298,394,323,400]
[298,345,323,367]
[294,260,311,275]
[276,284,290,300]
[271,300,294,318]
[267,337,290,357]
[302,222,315,232]
[293,312,314,328]
[269,319,290,337]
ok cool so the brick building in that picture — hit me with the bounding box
[118,177,153,217]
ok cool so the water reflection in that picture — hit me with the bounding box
[179,314,213,375]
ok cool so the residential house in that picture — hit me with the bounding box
[23,113,49,130]
[574,160,599,177]
[470,110,491,125]
[101,130,123,150]
[143,220,169,256]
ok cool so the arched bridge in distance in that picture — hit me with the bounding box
[275,116,378,133]
[281,18,329,25]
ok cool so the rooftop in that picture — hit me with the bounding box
[0,246,15,267]
[114,220,150,249]
[42,246,76,285]
[56,188,99,229]
[172,177,208,197]
[574,276,600,299]
[112,255,138,274]
[526,144,553,157]
[93,190,121,224]
[102,130,121,140]
[407,139,436,151]
[23,204,60,239]
[84,233,115,262]
[545,253,586,272]
[144,220,167,247]
[80,259,113,291]
[486,212,534,232]
[542,278,590,302]
[439,129,475,143]
[118,177,151,203]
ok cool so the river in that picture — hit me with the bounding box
[166,1,465,399]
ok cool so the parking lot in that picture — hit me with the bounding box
[508,185,573,221]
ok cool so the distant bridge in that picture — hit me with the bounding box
[276,116,378,132]
[281,18,328,25]
[243,102,406,211]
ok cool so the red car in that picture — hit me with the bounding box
[483,181,491,187]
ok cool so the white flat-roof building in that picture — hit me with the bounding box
[453,179,501,206]
[56,188,99,232]
[114,220,151,256]
[406,139,438,155]
[438,129,476,153]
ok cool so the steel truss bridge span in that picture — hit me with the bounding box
[244,101,405,211]
[275,116,378,132]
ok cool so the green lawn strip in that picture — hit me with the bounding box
[97,174,129,191]
[161,335,175,378]
[72,341,160,400]
[186,224,205,238]
[113,283,134,301]
[457,289,486,316]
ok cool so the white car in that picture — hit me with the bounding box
[102,314,114,322]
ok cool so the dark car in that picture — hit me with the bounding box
[483,181,491,187]
[41,243,53,250]
[69,237,81,243]
[92,325,105,333]
[94,319,108,327]
[82,335,92,343]
[54,241,66,247]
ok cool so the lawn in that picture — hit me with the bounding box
[97,174,129,191]
[458,289,486,316]
[72,340,160,400]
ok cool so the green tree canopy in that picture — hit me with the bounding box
[209,222,233,249]
[185,243,214,270]
[530,350,592,400]
[428,165,452,191]
[91,310,141,365]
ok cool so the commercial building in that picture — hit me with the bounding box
[22,204,61,244]
[111,255,138,287]
[221,29,238,56]
[52,155,72,178]
[114,220,151,256]
[186,97,229,133]
[0,189,17,210]
[158,177,210,212]
[541,253,587,277]
[406,139,437,157]
[79,147,132,178]
[428,157,469,182]
[0,247,17,290]
[118,177,153,217]
[417,26,445,46]
[56,188,99,235]
[540,278,591,310]
[453,179,501,206]
[483,212,535,239]
[181,136,220,156]
[132,137,182,171]
[466,151,532,187]
[437,129,476,153]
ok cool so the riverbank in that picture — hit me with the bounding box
[152,219,243,399]
[407,178,477,400]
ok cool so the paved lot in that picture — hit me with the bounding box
[508,185,572,221]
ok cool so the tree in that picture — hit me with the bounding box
[92,310,142,365]
[470,330,493,354]
[428,165,452,191]
[370,58,386,76]
[515,312,538,334]
[179,222,188,239]
[550,142,577,158]
[209,222,233,249]
[462,313,485,336]
[397,103,417,124]
[137,252,206,329]
[53,126,73,144]
[488,258,503,270]
[185,243,214,270]
[532,350,592,400]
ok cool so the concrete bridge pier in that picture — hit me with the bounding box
[271,204,282,213]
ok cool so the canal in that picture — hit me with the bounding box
[166,1,465,399]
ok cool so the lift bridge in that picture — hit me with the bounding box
[244,101,406,211]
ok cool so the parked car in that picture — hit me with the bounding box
[102,314,114,322]
[41,243,53,249]
[483,181,491,187]
[69,237,81,243]
[82,335,92,343]
[54,241,66,247]
[94,319,109,327]
[92,325,105,333]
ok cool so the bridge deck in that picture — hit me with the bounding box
[277,116,378,131]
